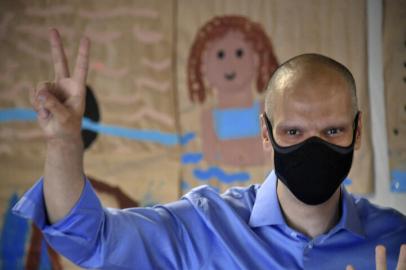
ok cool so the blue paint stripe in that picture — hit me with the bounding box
[0,108,37,122]
[193,167,250,184]
[343,178,352,186]
[82,118,180,146]
[181,152,203,164]
[0,193,29,270]
[0,108,195,146]
[391,170,406,193]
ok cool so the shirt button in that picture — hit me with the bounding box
[308,243,313,249]
[290,232,297,238]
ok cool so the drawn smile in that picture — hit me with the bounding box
[224,72,236,81]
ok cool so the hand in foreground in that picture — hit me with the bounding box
[346,244,406,270]
[32,28,90,142]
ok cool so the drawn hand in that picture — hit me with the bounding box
[31,29,90,142]
[346,244,406,270]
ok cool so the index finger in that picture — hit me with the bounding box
[49,28,70,80]
[73,36,91,85]
[396,244,406,270]
[376,245,387,270]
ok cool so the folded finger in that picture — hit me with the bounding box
[49,28,70,80]
[346,265,355,270]
[37,91,70,123]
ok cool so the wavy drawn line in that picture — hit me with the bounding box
[181,152,203,164]
[133,26,163,44]
[0,108,196,146]
[0,127,43,140]
[0,62,19,83]
[0,144,13,155]
[0,12,14,40]
[25,5,74,16]
[0,82,30,102]
[16,42,49,62]
[16,25,75,40]
[127,106,174,127]
[141,58,170,72]
[134,77,170,92]
[193,167,251,184]
[91,61,128,79]
[84,28,122,44]
[78,8,158,19]
[104,91,142,105]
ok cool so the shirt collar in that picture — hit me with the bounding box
[332,186,365,238]
[249,170,285,227]
[249,170,365,238]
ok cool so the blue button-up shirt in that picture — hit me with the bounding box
[13,171,406,269]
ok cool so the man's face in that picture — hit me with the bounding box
[262,67,361,149]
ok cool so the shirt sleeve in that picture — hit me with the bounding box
[12,178,205,270]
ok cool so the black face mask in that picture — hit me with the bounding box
[264,112,359,205]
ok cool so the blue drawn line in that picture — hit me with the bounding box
[0,108,37,122]
[343,178,352,186]
[181,152,203,164]
[180,180,191,191]
[391,170,406,193]
[179,132,195,146]
[193,166,250,184]
[0,108,195,146]
[1,193,29,270]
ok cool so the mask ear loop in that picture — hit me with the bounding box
[350,111,361,146]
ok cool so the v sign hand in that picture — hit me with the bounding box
[31,29,92,224]
[32,29,90,142]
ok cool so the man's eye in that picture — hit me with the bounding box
[326,128,341,136]
[287,129,299,136]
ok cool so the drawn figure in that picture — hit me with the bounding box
[188,15,278,166]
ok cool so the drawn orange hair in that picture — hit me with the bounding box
[187,15,279,103]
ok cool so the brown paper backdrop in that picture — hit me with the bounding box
[383,0,406,192]
[0,0,374,269]
[177,0,374,195]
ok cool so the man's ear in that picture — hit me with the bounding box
[260,114,273,152]
[354,111,362,150]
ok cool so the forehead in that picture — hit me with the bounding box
[272,66,354,123]
[207,31,249,48]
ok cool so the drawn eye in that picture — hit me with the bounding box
[236,48,244,58]
[217,50,225,59]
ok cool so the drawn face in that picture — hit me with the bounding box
[202,31,258,94]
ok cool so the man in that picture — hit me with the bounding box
[13,29,406,269]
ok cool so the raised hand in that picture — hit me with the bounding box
[346,244,406,270]
[29,29,91,224]
[32,29,90,142]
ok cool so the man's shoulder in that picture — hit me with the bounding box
[351,195,405,221]
[180,184,259,219]
[349,194,406,235]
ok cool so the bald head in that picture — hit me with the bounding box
[264,54,358,123]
